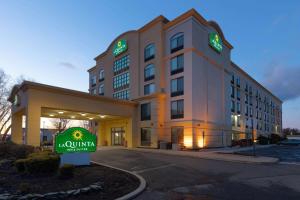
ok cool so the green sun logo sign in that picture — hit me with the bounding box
[54,127,97,154]
[113,39,128,56]
[209,32,223,53]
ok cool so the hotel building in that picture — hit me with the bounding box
[10,9,282,149]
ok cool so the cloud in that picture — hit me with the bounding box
[263,62,300,101]
[59,62,77,70]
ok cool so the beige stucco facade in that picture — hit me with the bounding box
[10,9,282,149]
[9,82,138,147]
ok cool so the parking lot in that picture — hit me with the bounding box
[238,145,300,163]
[92,148,300,200]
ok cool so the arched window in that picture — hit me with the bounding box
[170,32,184,53]
[144,43,155,62]
[99,69,104,81]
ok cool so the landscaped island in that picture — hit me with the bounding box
[0,142,139,200]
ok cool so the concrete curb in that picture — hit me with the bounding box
[91,161,146,200]
[127,148,279,164]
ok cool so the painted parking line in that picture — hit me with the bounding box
[133,163,176,173]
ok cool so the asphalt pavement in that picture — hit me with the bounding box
[91,148,300,200]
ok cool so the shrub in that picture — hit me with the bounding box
[231,139,253,147]
[59,164,75,179]
[15,151,60,175]
[18,183,31,194]
[257,135,269,145]
[0,142,35,159]
[270,134,282,144]
[15,159,27,172]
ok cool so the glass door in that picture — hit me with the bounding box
[111,127,125,146]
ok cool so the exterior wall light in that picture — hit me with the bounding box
[49,114,55,117]
[58,111,64,114]
[100,115,105,118]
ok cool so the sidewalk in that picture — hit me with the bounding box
[213,144,276,154]
[129,147,278,164]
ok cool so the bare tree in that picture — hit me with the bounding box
[80,120,90,130]
[0,69,35,142]
[0,69,12,142]
[51,118,71,133]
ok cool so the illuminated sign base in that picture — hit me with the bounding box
[60,152,90,166]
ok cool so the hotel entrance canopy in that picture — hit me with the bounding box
[8,81,138,147]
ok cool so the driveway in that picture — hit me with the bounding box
[92,148,300,200]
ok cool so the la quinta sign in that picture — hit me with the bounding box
[209,32,223,53]
[113,39,127,56]
[55,127,97,154]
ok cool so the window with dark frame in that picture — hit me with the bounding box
[99,84,104,95]
[99,69,104,82]
[171,127,184,145]
[170,54,184,75]
[141,128,151,146]
[170,33,184,53]
[141,103,151,121]
[171,99,184,119]
[144,64,155,81]
[144,44,155,62]
[171,77,184,97]
[144,83,155,95]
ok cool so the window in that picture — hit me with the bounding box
[231,115,235,126]
[170,54,184,75]
[113,55,130,75]
[237,88,241,100]
[171,127,184,145]
[231,100,235,112]
[236,77,240,87]
[231,74,235,84]
[113,90,130,100]
[99,84,104,95]
[237,115,241,127]
[245,83,248,92]
[99,69,104,81]
[144,44,155,62]
[113,72,129,91]
[171,99,184,119]
[90,75,96,87]
[171,77,184,97]
[231,86,235,98]
[141,103,151,121]
[144,64,155,81]
[144,83,155,95]
[91,88,96,95]
[250,107,253,117]
[245,94,248,104]
[237,102,241,114]
[245,106,249,116]
[141,128,151,146]
[170,33,184,53]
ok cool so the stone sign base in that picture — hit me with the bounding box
[60,153,90,166]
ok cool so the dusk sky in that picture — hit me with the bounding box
[1,0,299,128]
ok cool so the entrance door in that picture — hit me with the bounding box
[111,127,125,146]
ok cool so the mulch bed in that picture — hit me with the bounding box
[0,161,140,200]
